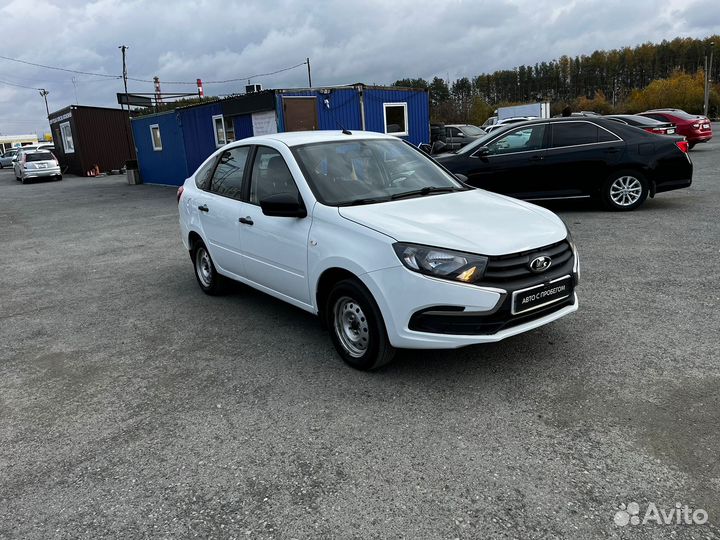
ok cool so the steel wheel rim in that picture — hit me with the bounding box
[610,176,642,206]
[195,247,213,287]
[333,296,369,358]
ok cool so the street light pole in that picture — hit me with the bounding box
[39,89,50,118]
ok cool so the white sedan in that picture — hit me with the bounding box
[178,131,579,370]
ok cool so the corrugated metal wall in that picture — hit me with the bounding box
[178,102,224,174]
[233,114,254,140]
[363,88,430,146]
[131,111,188,186]
[275,89,362,132]
[73,107,136,174]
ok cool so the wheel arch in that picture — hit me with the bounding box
[315,267,360,325]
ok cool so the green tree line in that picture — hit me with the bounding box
[393,35,720,123]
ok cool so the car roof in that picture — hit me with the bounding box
[231,130,398,147]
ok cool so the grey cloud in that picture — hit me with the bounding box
[0,0,718,135]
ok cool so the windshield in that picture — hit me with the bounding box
[461,125,485,136]
[292,138,465,206]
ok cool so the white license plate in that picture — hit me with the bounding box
[667,129,675,134]
[702,123,710,129]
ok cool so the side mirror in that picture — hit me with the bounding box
[475,146,490,157]
[11,157,17,162]
[260,192,307,218]
[418,143,432,155]
[455,173,468,183]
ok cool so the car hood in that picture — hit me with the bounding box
[338,189,567,256]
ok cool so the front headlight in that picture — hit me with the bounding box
[393,243,488,284]
[564,226,580,283]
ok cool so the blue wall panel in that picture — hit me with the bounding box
[276,89,362,132]
[178,102,223,174]
[363,88,430,145]
[131,111,188,186]
[233,114,254,140]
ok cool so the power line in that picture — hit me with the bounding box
[0,54,121,79]
[0,53,308,87]
[126,61,309,85]
[0,78,42,91]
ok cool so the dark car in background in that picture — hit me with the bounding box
[435,117,692,211]
[638,109,712,148]
[443,124,486,150]
[605,114,676,135]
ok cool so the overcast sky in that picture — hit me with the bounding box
[1,0,719,136]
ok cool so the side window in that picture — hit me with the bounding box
[485,124,546,155]
[550,122,599,147]
[195,156,218,191]
[383,103,408,136]
[597,127,619,142]
[212,115,226,147]
[209,146,250,199]
[249,147,299,205]
[60,122,74,153]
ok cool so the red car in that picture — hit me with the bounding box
[639,109,713,149]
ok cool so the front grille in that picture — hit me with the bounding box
[481,240,573,284]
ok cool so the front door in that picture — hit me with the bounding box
[463,123,548,197]
[283,97,318,132]
[236,145,312,305]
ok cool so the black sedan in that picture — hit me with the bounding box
[435,117,692,211]
[605,114,677,136]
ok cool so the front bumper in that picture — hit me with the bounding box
[361,262,578,349]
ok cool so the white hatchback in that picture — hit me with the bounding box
[178,131,579,370]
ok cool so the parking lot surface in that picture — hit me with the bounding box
[1,130,719,539]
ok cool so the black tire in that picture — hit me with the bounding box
[57,175,63,181]
[602,171,648,211]
[326,278,395,370]
[191,241,226,295]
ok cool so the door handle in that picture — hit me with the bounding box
[604,147,620,153]
[530,155,544,161]
[239,217,254,226]
[198,204,209,212]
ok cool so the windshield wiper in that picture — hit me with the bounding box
[390,186,458,200]
[338,196,391,206]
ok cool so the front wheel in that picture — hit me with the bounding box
[326,279,395,370]
[192,242,226,295]
[602,172,648,211]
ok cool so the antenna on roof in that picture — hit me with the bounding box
[321,90,351,134]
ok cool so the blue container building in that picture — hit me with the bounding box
[130,85,430,186]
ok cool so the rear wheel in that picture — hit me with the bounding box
[326,279,395,370]
[192,241,226,295]
[602,171,648,211]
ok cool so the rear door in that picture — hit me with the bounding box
[196,146,251,277]
[541,121,623,196]
[235,145,312,305]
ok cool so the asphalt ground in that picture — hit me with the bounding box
[1,128,719,539]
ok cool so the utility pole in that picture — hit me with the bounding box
[704,42,714,118]
[39,89,50,118]
[306,57,312,88]
[118,45,133,163]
